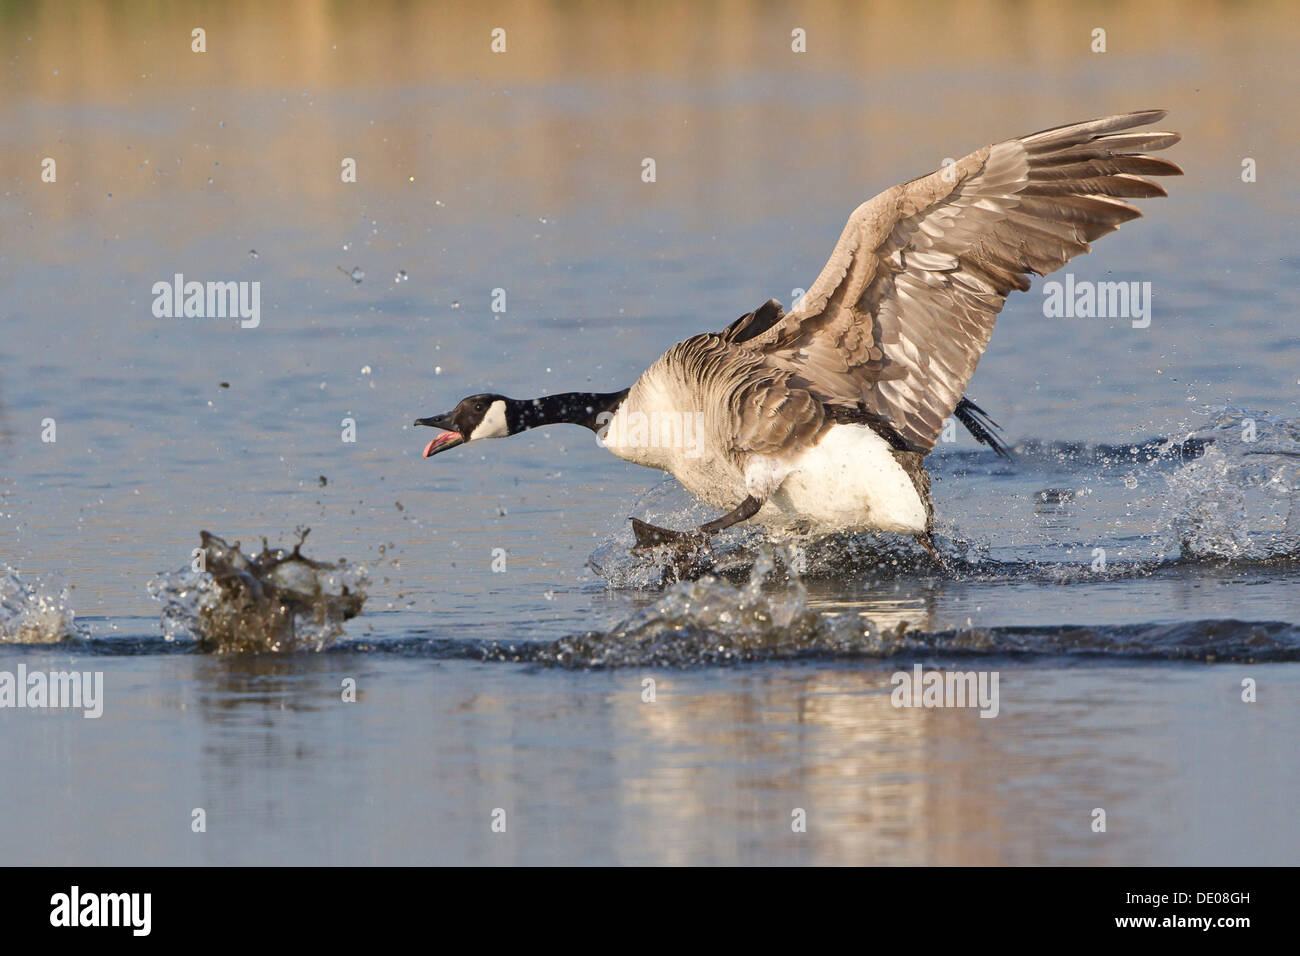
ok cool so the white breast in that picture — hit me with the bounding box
[764,425,929,534]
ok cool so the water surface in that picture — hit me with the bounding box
[1,0,1298,865]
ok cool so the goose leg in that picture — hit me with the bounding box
[913,531,948,570]
[701,495,763,534]
[630,495,763,551]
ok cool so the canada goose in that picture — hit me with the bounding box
[416,111,1181,561]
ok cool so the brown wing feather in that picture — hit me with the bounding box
[745,110,1181,454]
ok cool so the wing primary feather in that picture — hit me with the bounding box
[954,397,1013,459]
[748,110,1178,458]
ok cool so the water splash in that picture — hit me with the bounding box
[589,478,971,588]
[0,567,87,644]
[146,530,368,653]
[474,546,1300,667]
[515,546,889,666]
[1162,409,1300,560]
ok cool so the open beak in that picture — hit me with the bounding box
[414,414,464,458]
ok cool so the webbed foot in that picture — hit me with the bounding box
[631,518,708,550]
[629,518,713,581]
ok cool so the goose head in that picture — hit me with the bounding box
[414,393,511,458]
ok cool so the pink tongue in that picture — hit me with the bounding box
[422,431,460,458]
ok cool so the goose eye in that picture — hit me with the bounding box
[475,403,485,412]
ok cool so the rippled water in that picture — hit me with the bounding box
[2,1,1298,865]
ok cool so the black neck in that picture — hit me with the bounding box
[507,390,629,433]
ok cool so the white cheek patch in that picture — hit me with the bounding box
[468,400,509,440]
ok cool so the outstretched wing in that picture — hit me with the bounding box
[749,110,1182,453]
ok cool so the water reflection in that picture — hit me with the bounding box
[110,657,1285,864]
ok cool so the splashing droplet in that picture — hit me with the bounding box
[0,568,88,644]
[147,530,368,653]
